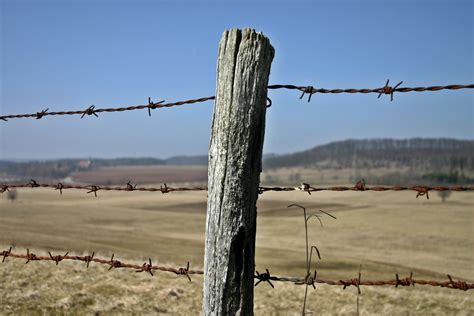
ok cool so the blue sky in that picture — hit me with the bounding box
[1,0,472,159]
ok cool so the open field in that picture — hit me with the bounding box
[0,187,473,315]
[70,165,207,185]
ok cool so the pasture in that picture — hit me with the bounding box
[0,186,472,315]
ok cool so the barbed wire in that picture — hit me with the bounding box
[1,82,472,122]
[0,96,215,122]
[1,248,199,280]
[0,180,206,196]
[259,183,474,199]
[268,82,474,102]
[253,269,473,291]
[2,180,472,198]
[1,248,471,291]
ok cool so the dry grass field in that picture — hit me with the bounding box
[71,165,208,185]
[0,186,473,315]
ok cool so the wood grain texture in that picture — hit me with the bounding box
[203,28,274,315]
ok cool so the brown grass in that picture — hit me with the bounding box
[0,187,472,315]
[71,165,207,185]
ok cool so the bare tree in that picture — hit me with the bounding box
[438,190,452,203]
[6,188,18,202]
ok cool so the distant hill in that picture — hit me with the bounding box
[1,138,473,184]
[264,138,474,172]
[261,138,474,185]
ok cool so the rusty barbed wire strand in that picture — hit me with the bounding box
[1,83,473,121]
[1,248,471,291]
[267,82,474,102]
[253,269,474,291]
[0,181,206,196]
[259,184,474,198]
[0,249,200,280]
[0,96,215,121]
[1,181,472,196]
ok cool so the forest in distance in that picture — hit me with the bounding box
[1,138,473,186]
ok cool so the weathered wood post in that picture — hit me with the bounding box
[203,28,274,315]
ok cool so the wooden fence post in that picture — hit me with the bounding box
[202,28,274,315]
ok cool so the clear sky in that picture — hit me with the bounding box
[0,0,472,159]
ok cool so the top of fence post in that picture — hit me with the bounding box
[202,28,274,315]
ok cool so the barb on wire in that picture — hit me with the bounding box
[55,182,64,195]
[300,86,315,103]
[29,179,40,188]
[36,108,49,119]
[1,247,12,263]
[126,181,137,191]
[175,262,192,282]
[49,251,68,265]
[255,269,274,288]
[81,105,98,118]
[415,186,429,199]
[377,79,403,101]
[0,185,9,193]
[25,248,38,264]
[447,275,469,291]
[147,97,165,117]
[83,252,95,268]
[86,185,100,197]
[355,179,366,191]
[136,258,154,276]
[395,272,415,287]
[108,253,123,271]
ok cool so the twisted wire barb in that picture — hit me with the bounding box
[1,83,473,121]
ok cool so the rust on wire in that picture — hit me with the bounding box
[267,83,474,100]
[49,251,68,265]
[2,249,473,290]
[396,272,415,287]
[2,181,471,198]
[0,181,208,195]
[175,262,192,282]
[260,184,474,198]
[136,258,154,276]
[0,96,215,122]
[377,80,403,101]
[1,83,473,122]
